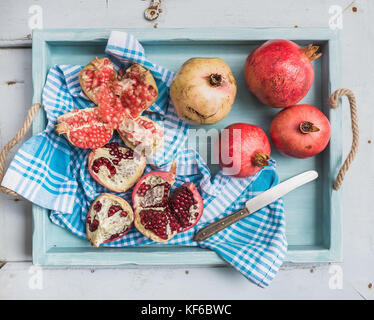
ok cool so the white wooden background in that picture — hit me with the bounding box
[0,0,373,299]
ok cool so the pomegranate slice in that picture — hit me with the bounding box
[132,163,204,242]
[86,193,134,247]
[79,57,117,105]
[96,64,158,129]
[88,142,146,193]
[56,108,113,149]
[117,116,164,154]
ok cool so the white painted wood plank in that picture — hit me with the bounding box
[1,262,372,299]
[0,48,33,262]
[0,0,357,44]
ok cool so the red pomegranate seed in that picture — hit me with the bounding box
[93,201,102,212]
[89,218,99,232]
[108,205,122,217]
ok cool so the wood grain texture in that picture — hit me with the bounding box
[0,48,33,261]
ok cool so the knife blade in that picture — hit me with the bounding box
[193,170,318,242]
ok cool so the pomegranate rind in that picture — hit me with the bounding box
[117,116,164,155]
[88,144,146,193]
[79,57,116,105]
[86,193,134,247]
[244,40,316,108]
[170,57,237,125]
[56,107,114,149]
[218,123,271,177]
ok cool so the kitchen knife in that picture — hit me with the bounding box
[193,170,318,242]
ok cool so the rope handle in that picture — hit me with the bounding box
[329,88,359,190]
[0,103,41,197]
[0,90,359,197]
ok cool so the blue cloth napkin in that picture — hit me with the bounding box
[2,31,287,287]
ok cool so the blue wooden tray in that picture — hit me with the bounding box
[32,28,342,266]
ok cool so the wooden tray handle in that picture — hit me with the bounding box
[329,89,359,190]
[0,103,41,197]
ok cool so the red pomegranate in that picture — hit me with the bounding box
[244,40,322,108]
[132,162,204,242]
[270,104,331,158]
[88,142,146,193]
[219,123,271,177]
[86,193,134,247]
[79,57,158,129]
[56,107,113,149]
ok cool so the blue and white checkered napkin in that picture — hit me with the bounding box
[2,31,287,287]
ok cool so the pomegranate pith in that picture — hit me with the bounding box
[86,193,134,247]
[132,163,204,242]
[244,40,321,108]
[88,142,146,193]
[117,116,164,155]
[270,104,331,158]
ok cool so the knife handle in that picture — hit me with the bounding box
[193,207,250,241]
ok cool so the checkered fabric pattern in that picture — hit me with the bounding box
[2,31,287,287]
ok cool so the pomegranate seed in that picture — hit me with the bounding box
[121,211,128,217]
[89,218,99,232]
[108,205,122,217]
[93,201,102,212]
[92,157,117,177]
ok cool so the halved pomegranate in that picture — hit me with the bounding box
[132,162,204,242]
[86,193,134,247]
[117,116,164,155]
[88,142,146,193]
[79,57,117,105]
[56,108,113,149]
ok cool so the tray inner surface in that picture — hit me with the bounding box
[42,38,331,258]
